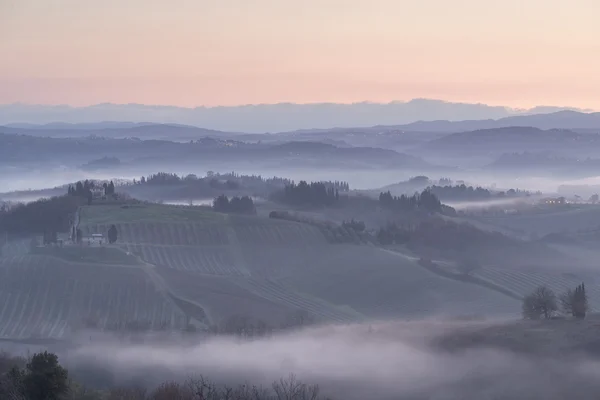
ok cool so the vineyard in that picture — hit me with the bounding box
[77,204,529,323]
[80,205,331,278]
[277,246,520,319]
[0,255,188,339]
[0,202,572,341]
[82,219,327,247]
[154,268,300,326]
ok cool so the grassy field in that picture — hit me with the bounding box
[79,203,225,226]
[278,246,520,319]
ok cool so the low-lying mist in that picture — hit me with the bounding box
[53,320,600,400]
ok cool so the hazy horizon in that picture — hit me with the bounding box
[2,0,599,109]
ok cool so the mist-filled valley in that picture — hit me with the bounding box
[2,108,600,399]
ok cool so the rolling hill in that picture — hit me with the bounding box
[78,204,522,324]
[417,127,600,157]
[7,201,591,341]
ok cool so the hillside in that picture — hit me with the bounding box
[79,204,522,324]
[471,205,600,237]
[419,127,600,156]
[3,200,577,341]
[0,132,429,170]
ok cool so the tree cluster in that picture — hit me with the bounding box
[102,181,116,195]
[144,172,182,185]
[67,179,116,204]
[342,219,366,233]
[277,181,340,207]
[560,283,588,318]
[375,217,520,258]
[376,222,412,245]
[428,184,532,201]
[522,284,588,320]
[107,224,118,244]
[0,351,326,400]
[0,351,69,400]
[378,189,442,213]
[0,195,84,237]
[321,180,349,192]
[209,178,240,190]
[212,195,256,215]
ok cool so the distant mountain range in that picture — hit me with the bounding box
[0,100,593,133]
[393,110,600,132]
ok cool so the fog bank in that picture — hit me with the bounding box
[48,320,600,400]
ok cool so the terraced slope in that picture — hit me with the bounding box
[0,255,187,339]
[77,203,524,326]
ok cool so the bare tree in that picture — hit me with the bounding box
[522,286,557,319]
[106,387,147,400]
[273,374,320,400]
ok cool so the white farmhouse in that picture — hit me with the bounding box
[90,186,105,199]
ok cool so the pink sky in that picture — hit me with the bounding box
[1,0,599,109]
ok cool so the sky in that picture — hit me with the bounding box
[1,0,599,109]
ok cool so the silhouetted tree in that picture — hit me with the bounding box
[212,195,256,214]
[107,181,115,195]
[522,286,557,319]
[561,283,588,318]
[0,195,84,236]
[145,172,181,185]
[342,219,366,232]
[379,189,442,213]
[22,351,69,400]
[107,225,118,244]
[276,181,341,207]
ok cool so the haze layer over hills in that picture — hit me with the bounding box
[0,99,594,132]
[3,104,600,399]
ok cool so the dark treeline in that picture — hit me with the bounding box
[276,181,341,207]
[376,217,520,256]
[342,219,366,232]
[0,195,84,237]
[212,195,256,215]
[0,351,327,400]
[427,184,534,201]
[138,171,292,188]
[379,189,442,213]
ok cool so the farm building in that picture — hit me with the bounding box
[87,233,105,245]
[90,186,105,199]
[541,197,566,205]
